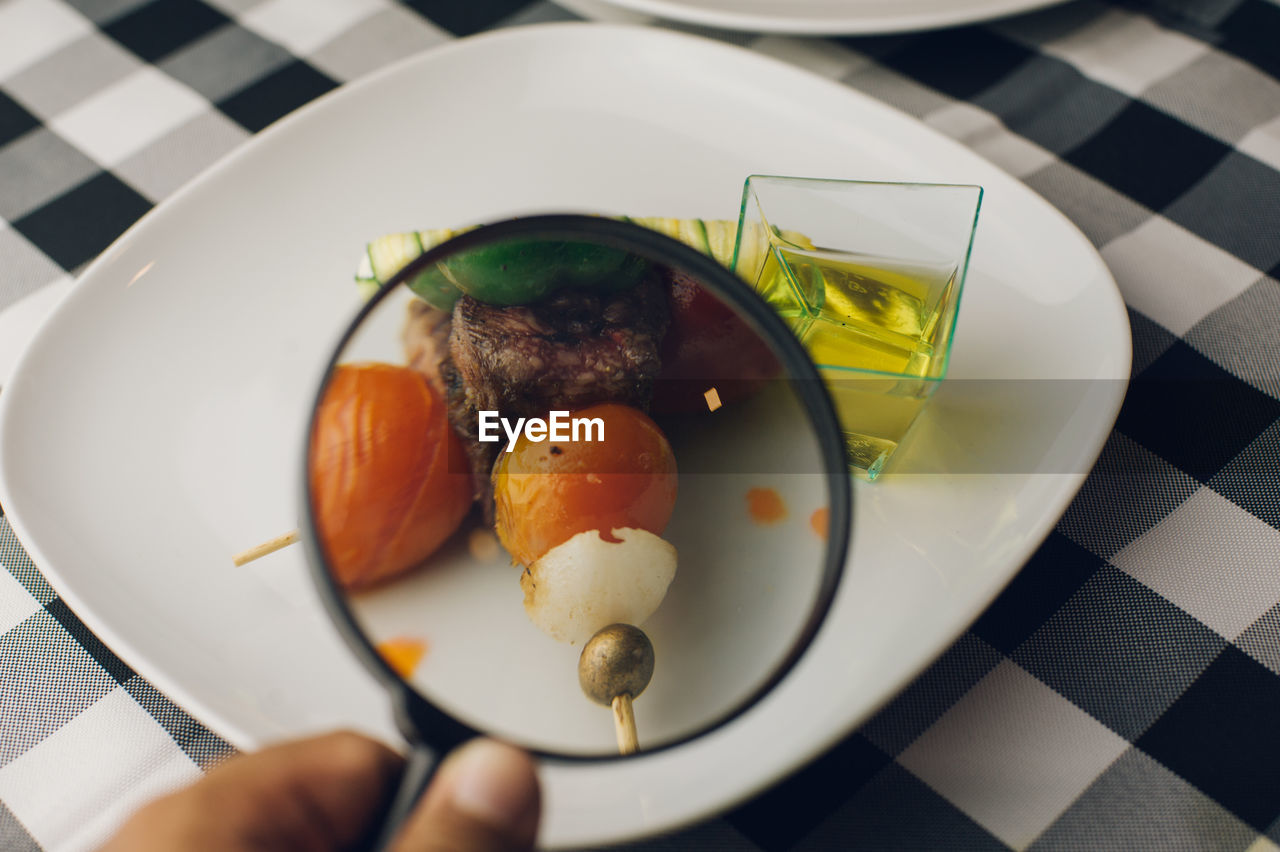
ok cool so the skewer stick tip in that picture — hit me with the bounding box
[232,529,300,566]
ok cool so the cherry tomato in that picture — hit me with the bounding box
[492,403,677,566]
[310,362,472,589]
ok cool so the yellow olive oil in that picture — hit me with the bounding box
[752,243,959,477]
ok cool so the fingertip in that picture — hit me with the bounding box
[395,738,541,852]
[446,739,540,838]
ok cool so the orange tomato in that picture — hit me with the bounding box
[310,362,472,589]
[492,403,677,566]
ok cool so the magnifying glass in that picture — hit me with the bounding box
[299,215,851,846]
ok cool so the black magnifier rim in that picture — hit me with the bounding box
[300,214,852,764]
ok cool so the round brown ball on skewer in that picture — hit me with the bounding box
[578,624,655,706]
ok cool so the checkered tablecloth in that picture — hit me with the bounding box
[2,0,1279,849]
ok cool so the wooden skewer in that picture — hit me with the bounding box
[612,694,639,755]
[232,530,300,566]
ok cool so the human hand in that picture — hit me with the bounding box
[101,732,540,852]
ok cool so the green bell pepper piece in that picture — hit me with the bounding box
[406,239,649,308]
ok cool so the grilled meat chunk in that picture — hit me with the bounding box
[449,273,669,418]
[401,298,452,399]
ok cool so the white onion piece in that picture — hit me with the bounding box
[521,528,677,644]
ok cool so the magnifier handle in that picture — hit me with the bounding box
[371,743,439,851]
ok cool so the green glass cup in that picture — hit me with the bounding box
[733,176,983,479]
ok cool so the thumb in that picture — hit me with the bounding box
[392,739,540,852]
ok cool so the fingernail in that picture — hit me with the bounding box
[447,739,539,832]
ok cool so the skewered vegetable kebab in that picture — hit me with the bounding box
[493,401,677,753]
[248,218,795,752]
[338,239,692,751]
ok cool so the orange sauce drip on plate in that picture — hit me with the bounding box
[377,638,428,679]
[746,487,787,524]
[810,507,829,541]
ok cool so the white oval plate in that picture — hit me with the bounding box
[0,23,1128,849]
[557,0,1070,34]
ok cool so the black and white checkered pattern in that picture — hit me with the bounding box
[2,0,1279,849]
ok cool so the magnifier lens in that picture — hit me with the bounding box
[305,218,848,760]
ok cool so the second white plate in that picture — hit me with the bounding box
[557,0,1070,34]
[0,23,1128,848]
